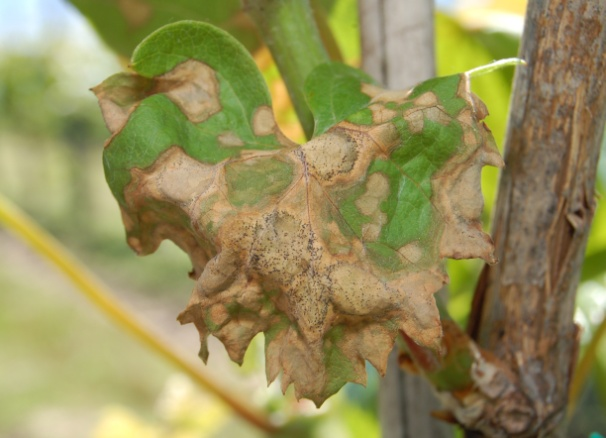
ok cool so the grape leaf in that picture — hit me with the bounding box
[93,21,502,406]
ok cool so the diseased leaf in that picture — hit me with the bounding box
[94,21,502,406]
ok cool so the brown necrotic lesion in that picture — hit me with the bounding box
[93,60,222,135]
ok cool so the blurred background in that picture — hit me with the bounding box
[0,0,604,437]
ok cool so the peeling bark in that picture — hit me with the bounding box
[468,0,606,435]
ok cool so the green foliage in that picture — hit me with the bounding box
[67,0,357,60]
[0,54,102,139]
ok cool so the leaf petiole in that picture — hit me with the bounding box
[466,58,526,79]
[244,0,330,139]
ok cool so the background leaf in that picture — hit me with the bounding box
[68,0,261,57]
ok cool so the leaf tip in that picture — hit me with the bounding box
[198,343,210,363]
